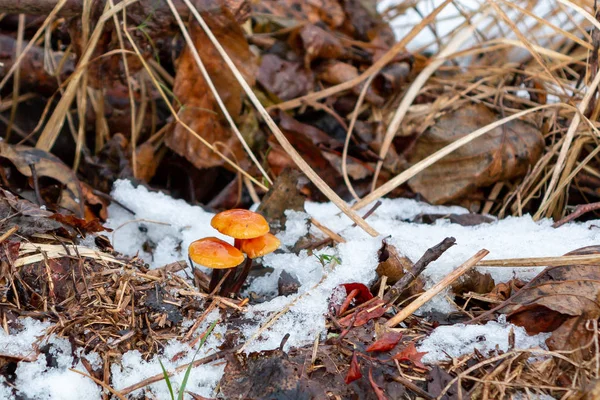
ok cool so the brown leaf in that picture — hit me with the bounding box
[376,240,413,284]
[0,143,84,217]
[134,142,159,182]
[257,54,313,101]
[165,3,257,170]
[81,182,109,222]
[407,103,544,204]
[392,342,427,369]
[50,214,110,235]
[451,269,495,295]
[366,331,403,353]
[256,169,306,232]
[496,246,600,357]
[345,351,362,384]
[300,25,348,66]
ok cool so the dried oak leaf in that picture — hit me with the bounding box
[165,2,257,170]
[498,245,600,354]
[392,342,427,369]
[0,142,84,217]
[407,103,544,204]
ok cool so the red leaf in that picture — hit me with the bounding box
[366,331,403,353]
[392,342,427,369]
[345,351,362,384]
[368,368,388,400]
[339,298,388,327]
[341,283,373,304]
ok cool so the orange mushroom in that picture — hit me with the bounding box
[211,209,269,242]
[188,237,244,292]
[240,233,281,259]
[230,233,281,294]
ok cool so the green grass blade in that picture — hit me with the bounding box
[177,320,219,400]
[158,358,176,400]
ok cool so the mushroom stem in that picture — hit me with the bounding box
[227,257,254,296]
[209,269,224,293]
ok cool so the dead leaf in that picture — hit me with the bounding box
[50,214,110,235]
[366,331,403,353]
[451,269,495,295]
[341,283,373,304]
[165,2,257,170]
[376,240,413,284]
[135,142,159,182]
[496,246,600,356]
[345,351,362,384]
[256,169,306,232]
[407,103,544,204]
[299,24,348,66]
[392,342,427,369]
[257,54,313,101]
[0,143,84,217]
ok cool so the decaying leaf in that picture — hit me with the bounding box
[498,246,600,355]
[0,143,84,217]
[368,368,388,400]
[258,54,313,101]
[376,240,413,283]
[165,1,257,170]
[407,103,544,204]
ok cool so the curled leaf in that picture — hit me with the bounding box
[345,351,362,384]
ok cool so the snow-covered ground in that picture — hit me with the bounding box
[2,179,597,398]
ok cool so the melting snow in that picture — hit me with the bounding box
[2,179,598,398]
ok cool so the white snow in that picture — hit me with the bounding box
[3,179,599,398]
[418,317,551,363]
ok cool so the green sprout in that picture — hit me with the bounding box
[159,319,218,400]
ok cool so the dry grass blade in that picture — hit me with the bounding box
[181,0,379,237]
[537,65,600,218]
[371,9,489,191]
[353,104,560,210]
[476,254,600,267]
[15,243,124,267]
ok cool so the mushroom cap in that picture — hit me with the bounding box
[211,209,269,239]
[188,237,244,269]
[240,233,281,259]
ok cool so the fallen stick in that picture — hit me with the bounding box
[384,237,456,303]
[385,249,489,328]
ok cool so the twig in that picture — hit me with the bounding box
[0,226,18,244]
[393,375,435,400]
[384,237,456,303]
[552,202,600,228]
[385,249,489,328]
